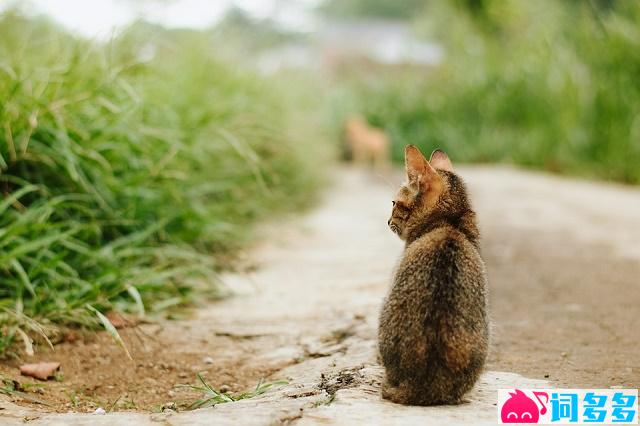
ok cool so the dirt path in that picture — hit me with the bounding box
[1,166,638,425]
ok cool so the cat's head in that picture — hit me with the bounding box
[388,145,470,241]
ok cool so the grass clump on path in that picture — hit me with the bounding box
[183,374,288,410]
[0,12,324,356]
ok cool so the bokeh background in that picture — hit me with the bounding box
[1,0,638,356]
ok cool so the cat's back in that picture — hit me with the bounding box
[391,225,487,331]
[398,225,484,286]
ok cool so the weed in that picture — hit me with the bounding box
[184,373,288,410]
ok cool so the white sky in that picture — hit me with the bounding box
[0,0,320,38]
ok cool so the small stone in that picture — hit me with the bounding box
[561,352,568,358]
[178,372,188,378]
[203,356,214,365]
[167,389,176,398]
[93,407,106,415]
[219,385,229,393]
[161,402,177,412]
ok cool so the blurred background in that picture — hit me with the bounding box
[1,0,639,355]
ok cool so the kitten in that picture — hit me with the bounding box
[378,145,489,405]
[343,116,390,170]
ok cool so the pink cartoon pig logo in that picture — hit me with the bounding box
[501,389,549,423]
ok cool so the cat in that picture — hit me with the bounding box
[343,116,390,170]
[378,144,489,405]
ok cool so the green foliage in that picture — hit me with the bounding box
[319,0,426,20]
[0,12,324,354]
[338,0,640,183]
[214,7,304,52]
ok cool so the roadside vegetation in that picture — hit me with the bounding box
[0,12,328,356]
[332,0,640,184]
[2,0,638,358]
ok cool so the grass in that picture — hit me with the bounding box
[334,0,640,184]
[184,373,288,410]
[0,12,326,356]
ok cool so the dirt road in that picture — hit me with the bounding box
[1,166,638,425]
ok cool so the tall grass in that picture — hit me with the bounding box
[337,0,640,184]
[0,13,324,355]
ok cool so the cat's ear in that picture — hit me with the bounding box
[405,145,438,187]
[429,149,454,172]
[405,145,427,185]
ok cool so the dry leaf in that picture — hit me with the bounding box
[105,311,136,329]
[19,362,60,380]
[64,330,78,343]
[88,306,132,360]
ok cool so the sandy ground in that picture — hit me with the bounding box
[1,166,638,425]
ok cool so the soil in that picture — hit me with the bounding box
[1,324,292,412]
[1,166,638,423]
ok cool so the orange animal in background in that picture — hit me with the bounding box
[343,116,390,170]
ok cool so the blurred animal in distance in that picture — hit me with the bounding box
[343,115,390,171]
